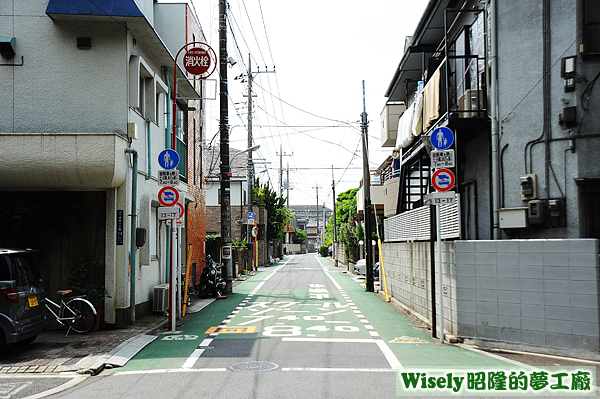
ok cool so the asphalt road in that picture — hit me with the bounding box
[42,254,599,399]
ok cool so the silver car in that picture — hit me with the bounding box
[0,249,48,352]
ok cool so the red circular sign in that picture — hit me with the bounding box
[158,186,179,207]
[184,47,212,76]
[431,169,455,192]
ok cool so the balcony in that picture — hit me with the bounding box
[165,129,187,179]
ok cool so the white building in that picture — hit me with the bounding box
[0,0,206,326]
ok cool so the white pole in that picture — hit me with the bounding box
[177,225,181,320]
[436,205,444,343]
[171,220,176,331]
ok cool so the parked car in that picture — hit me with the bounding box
[0,249,48,353]
[354,259,380,278]
[353,259,366,275]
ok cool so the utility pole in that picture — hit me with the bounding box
[286,163,290,207]
[219,0,233,294]
[332,166,338,267]
[277,145,292,197]
[246,53,254,272]
[313,184,321,248]
[361,80,374,292]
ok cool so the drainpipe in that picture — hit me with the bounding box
[489,0,500,239]
[125,148,138,323]
[146,119,152,180]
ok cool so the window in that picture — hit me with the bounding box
[584,0,600,55]
[129,56,155,119]
[138,76,145,115]
[398,149,431,213]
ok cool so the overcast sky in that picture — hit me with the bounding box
[185,0,427,206]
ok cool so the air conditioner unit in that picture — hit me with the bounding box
[458,89,483,118]
[153,284,169,313]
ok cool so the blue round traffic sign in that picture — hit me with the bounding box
[432,169,455,192]
[158,149,180,170]
[248,212,255,219]
[431,127,454,150]
[158,186,179,207]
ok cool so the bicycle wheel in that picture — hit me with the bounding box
[61,297,97,334]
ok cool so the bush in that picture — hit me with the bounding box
[318,245,329,258]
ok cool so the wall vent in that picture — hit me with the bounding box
[77,37,92,50]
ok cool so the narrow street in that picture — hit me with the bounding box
[46,254,527,398]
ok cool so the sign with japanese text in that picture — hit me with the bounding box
[158,170,180,186]
[431,150,455,169]
[182,45,217,78]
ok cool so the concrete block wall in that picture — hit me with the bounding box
[456,239,600,354]
[382,241,457,335]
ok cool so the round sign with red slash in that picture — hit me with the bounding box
[432,169,455,192]
[158,186,179,207]
[183,45,217,78]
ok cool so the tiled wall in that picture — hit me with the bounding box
[381,241,458,335]
[455,239,600,353]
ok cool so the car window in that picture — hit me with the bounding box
[0,253,41,288]
[0,255,15,289]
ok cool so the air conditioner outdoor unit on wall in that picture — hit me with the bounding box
[458,89,483,118]
[153,284,169,312]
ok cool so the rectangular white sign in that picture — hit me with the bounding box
[158,170,180,186]
[431,150,455,168]
[425,192,456,205]
[158,207,179,220]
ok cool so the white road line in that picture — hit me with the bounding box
[179,258,294,371]
[182,348,205,369]
[375,339,402,369]
[313,257,403,369]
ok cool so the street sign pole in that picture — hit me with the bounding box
[436,204,444,344]
[170,218,176,331]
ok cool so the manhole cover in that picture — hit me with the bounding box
[228,361,279,372]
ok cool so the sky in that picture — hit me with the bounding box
[184,0,428,207]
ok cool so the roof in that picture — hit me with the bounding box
[385,0,456,103]
[46,0,144,17]
[205,146,251,181]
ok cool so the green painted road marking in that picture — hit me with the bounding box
[318,256,517,369]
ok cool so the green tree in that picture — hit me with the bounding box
[293,229,307,244]
[325,187,360,262]
[253,177,292,242]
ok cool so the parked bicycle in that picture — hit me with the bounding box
[45,290,97,334]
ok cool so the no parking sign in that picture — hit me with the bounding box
[432,169,455,192]
[158,186,179,207]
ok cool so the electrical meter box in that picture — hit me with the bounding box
[520,174,537,200]
[499,207,528,229]
[222,245,232,260]
[527,200,546,225]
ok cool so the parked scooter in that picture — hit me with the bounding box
[198,255,226,299]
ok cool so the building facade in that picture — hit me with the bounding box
[0,0,206,326]
[376,0,600,358]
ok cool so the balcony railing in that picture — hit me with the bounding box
[165,129,187,179]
